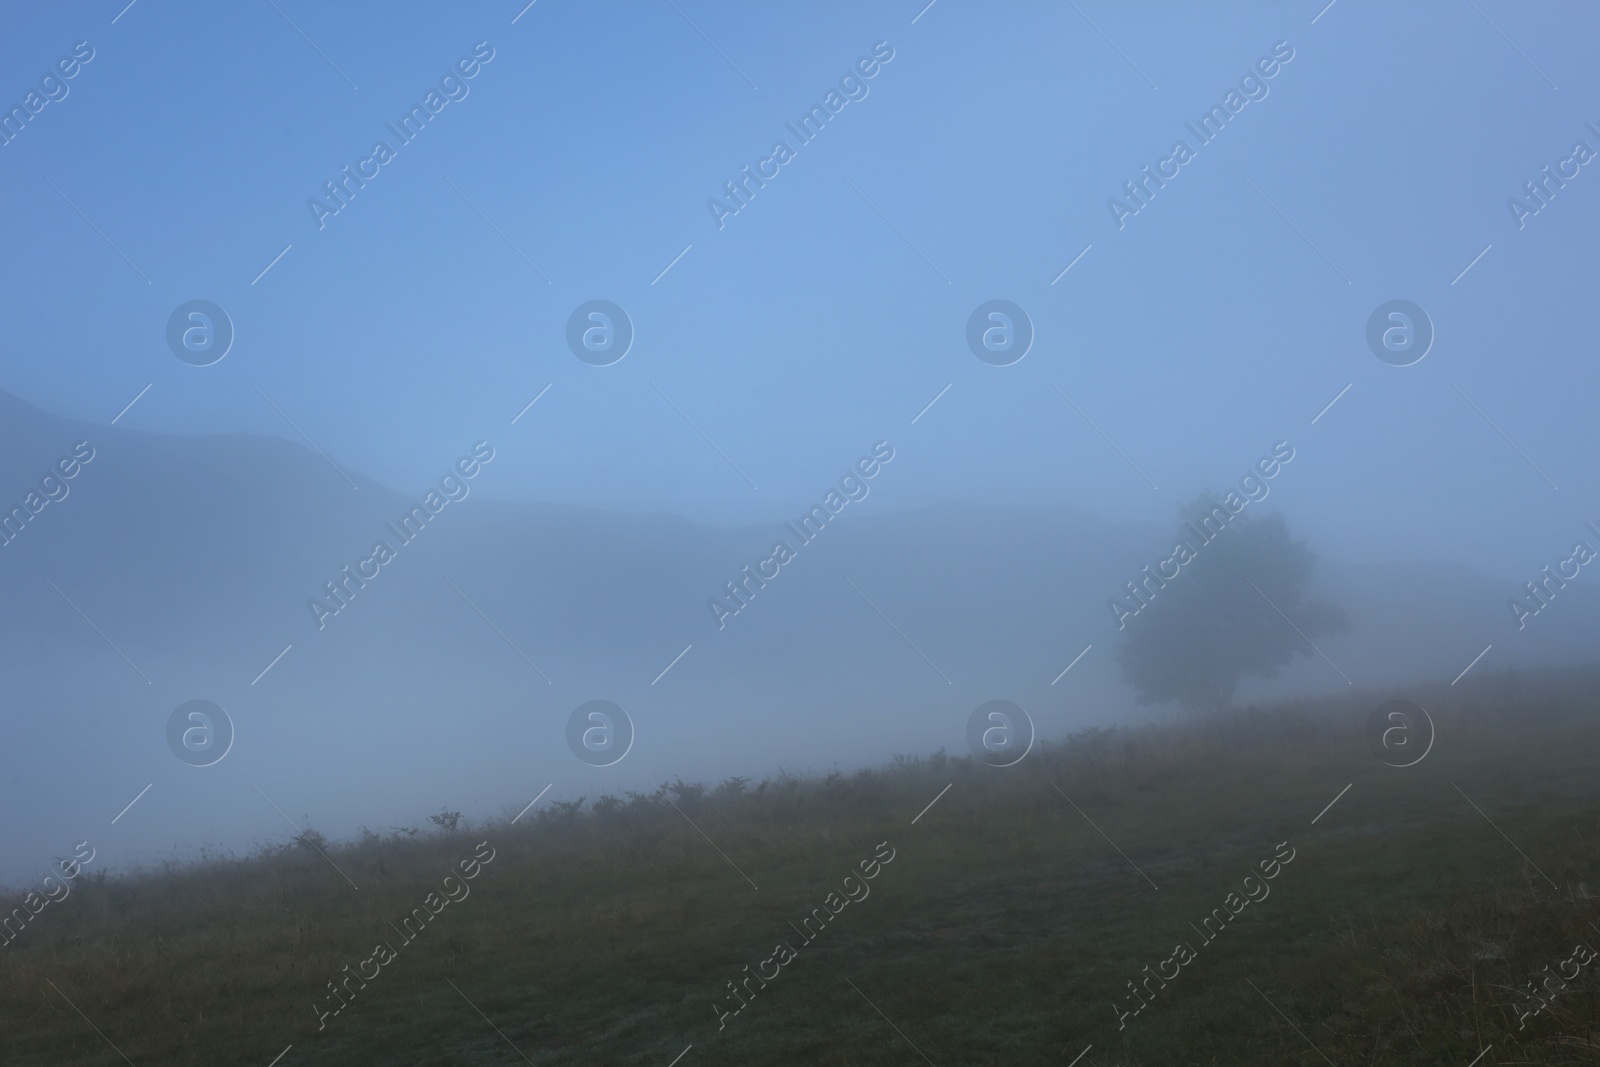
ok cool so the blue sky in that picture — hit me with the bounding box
[1,0,1596,583]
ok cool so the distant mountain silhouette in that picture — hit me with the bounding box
[0,388,1594,881]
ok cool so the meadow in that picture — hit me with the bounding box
[5,666,1600,1065]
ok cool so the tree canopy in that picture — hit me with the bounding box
[1115,496,1348,714]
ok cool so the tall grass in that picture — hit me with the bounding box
[4,666,1600,1065]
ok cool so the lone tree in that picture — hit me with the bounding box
[1115,496,1348,714]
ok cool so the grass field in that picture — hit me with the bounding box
[6,667,1600,1065]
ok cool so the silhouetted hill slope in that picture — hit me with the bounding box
[0,388,1595,881]
[6,672,1600,1065]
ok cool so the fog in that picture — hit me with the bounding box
[1,1,1597,885]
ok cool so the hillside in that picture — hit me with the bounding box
[3,387,1598,884]
[5,668,1600,1065]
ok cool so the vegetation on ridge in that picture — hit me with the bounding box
[4,668,1600,1065]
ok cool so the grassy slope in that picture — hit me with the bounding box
[5,668,1600,1065]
